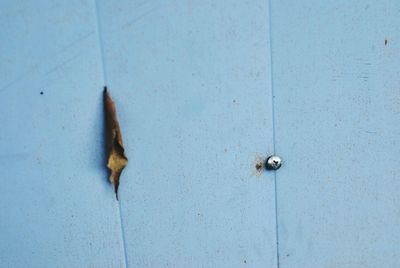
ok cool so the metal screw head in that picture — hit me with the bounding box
[266,155,282,170]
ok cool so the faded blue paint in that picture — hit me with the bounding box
[270,0,400,267]
[95,0,277,267]
[0,1,125,267]
[1,0,400,267]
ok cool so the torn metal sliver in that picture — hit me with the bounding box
[104,86,128,200]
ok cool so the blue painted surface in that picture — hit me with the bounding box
[1,1,277,267]
[270,0,400,267]
[95,0,277,267]
[1,1,400,268]
[0,1,125,267]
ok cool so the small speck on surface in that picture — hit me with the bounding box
[40,91,44,95]
[253,156,265,176]
[255,162,263,171]
[385,39,388,46]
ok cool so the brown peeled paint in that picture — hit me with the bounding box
[104,87,128,200]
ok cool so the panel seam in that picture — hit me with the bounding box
[93,1,129,267]
[267,0,280,267]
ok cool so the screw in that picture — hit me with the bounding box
[265,155,282,170]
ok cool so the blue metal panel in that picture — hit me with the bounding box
[4,1,397,267]
[95,0,277,267]
[0,1,125,267]
[270,0,400,267]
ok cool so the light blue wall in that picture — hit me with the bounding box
[1,1,399,267]
[0,1,126,267]
[95,0,277,267]
[271,1,400,267]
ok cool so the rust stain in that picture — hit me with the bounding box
[255,162,263,171]
[104,86,128,200]
[253,156,265,176]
